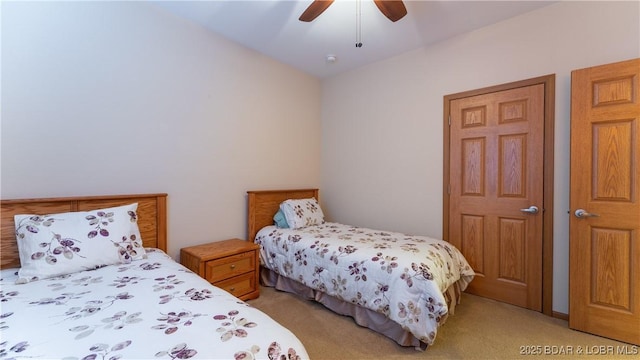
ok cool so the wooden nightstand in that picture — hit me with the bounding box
[180,238,260,301]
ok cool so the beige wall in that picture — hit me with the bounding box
[3,0,639,316]
[320,1,640,314]
[1,2,322,259]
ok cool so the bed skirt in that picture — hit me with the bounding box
[260,266,465,350]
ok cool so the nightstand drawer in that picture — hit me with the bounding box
[215,272,256,298]
[180,238,260,301]
[205,251,256,283]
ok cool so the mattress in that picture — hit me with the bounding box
[255,222,475,347]
[0,248,309,360]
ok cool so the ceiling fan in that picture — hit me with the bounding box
[299,0,407,22]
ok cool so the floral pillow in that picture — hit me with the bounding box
[14,203,146,284]
[279,197,325,230]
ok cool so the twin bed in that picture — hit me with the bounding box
[247,189,475,350]
[0,189,474,359]
[0,193,308,360]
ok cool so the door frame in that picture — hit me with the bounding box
[442,74,555,317]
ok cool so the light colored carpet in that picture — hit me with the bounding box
[248,286,635,359]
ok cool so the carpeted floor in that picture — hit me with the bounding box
[248,286,636,359]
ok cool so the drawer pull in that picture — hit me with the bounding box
[229,287,235,292]
[230,264,236,269]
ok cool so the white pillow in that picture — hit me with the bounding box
[14,203,146,284]
[279,197,325,229]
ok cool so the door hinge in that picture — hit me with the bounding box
[447,184,451,194]
[448,115,451,126]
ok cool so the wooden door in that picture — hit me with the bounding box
[448,84,545,311]
[569,58,640,345]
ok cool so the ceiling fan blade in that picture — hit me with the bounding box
[373,0,407,22]
[299,0,335,22]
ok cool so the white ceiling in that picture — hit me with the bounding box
[151,0,557,79]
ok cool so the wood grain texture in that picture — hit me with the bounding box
[1,193,167,269]
[205,251,256,283]
[462,138,485,196]
[246,189,319,242]
[180,239,260,300]
[593,120,633,200]
[449,83,544,311]
[461,214,484,274]
[443,74,556,316]
[569,58,639,345]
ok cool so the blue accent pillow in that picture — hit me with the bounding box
[273,209,289,228]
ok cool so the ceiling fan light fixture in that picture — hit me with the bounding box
[299,0,407,23]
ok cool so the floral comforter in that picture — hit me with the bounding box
[0,249,308,360]
[255,223,475,346]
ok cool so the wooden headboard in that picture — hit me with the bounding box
[247,189,319,242]
[1,193,167,269]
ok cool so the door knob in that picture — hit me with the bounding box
[574,209,599,218]
[520,206,539,214]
